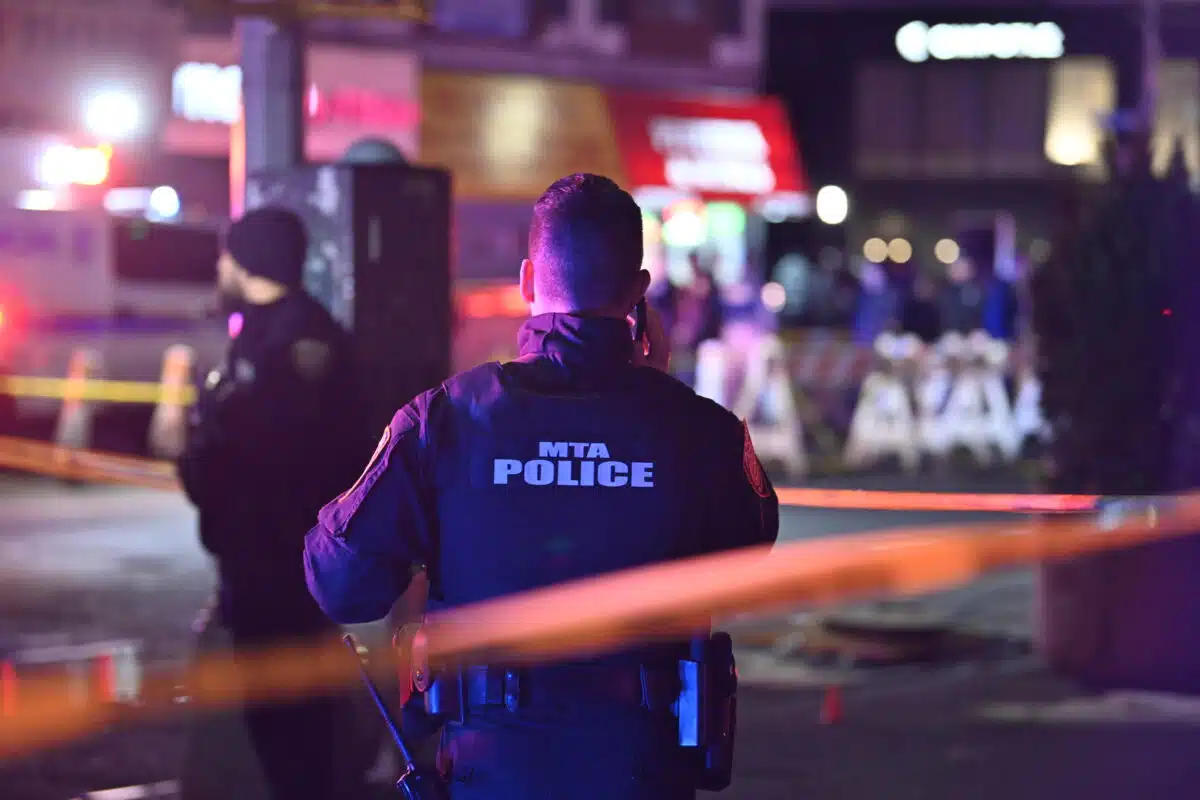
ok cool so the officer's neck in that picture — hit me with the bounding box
[241,277,289,306]
[532,301,629,320]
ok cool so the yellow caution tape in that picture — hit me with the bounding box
[0,376,196,406]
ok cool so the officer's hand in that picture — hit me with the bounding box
[633,304,671,372]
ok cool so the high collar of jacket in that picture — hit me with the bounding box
[517,313,634,375]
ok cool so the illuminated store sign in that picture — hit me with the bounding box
[648,117,777,195]
[895,21,1065,63]
[171,62,416,128]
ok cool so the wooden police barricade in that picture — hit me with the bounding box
[843,333,920,473]
[914,332,962,461]
[731,333,807,479]
[937,331,1021,466]
[929,331,1001,467]
[978,334,1021,463]
[1012,357,1050,450]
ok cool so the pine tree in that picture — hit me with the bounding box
[1031,129,1200,692]
[1031,132,1189,496]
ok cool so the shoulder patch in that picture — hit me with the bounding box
[337,425,391,504]
[742,419,770,498]
[292,338,332,381]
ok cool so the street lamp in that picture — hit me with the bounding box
[84,91,142,140]
[815,185,849,225]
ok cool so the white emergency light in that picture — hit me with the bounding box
[815,185,849,225]
[37,144,110,187]
[85,91,142,140]
[149,186,181,219]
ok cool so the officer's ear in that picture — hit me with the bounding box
[519,258,536,306]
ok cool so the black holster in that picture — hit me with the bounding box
[419,633,738,792]
[676,632,738,792]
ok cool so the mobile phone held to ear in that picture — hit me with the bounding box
[633,298,648,343]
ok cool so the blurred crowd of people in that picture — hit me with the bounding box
[779,253,1026,345]
[648,254,724,356]
[644,248,1027,377]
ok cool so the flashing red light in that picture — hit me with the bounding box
[0,292,25,334]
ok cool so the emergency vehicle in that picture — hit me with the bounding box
[0,208,228,426]
[0,205,534,437]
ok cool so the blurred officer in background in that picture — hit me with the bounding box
[304,174,780,799]
[179,206,369,800]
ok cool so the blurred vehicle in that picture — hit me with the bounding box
[0,294,14,433]
[0,208,227,426]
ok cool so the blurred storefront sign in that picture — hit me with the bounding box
[434,70,811,339]
[894,21,1065,64]
[163,35,419,162]
[605,90,807,218]
[418,70,807,214]
[0,0,179,140]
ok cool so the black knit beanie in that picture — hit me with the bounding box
[224,206,308,288]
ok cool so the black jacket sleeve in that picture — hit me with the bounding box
[708,417,781,553]
[304,390,442,625]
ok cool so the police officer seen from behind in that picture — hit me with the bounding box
[179,207,367,800]
[304,174,780,799]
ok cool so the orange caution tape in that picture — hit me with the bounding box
[415,495,1186,665]
[1,434,1095,514]
[0,490,1192,758]
[0,435,179,491]
[775,487,1099,514]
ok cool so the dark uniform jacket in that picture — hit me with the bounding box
[180,292,367,640]
[303,312,779,797]
[305,312,779,623]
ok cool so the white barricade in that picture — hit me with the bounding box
[914,332,961,459]
[917,331,1021,466]
[1013,364,1050,446]
[147,344,195,459]
[693,338,728,406]
[979,334,1021,462]
[843,333,920,473]
[731,333,807,479]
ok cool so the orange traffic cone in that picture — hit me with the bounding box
[91,652,116,704]
[1,661,16,717]
[819,685,842,725]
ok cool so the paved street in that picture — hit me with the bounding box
[0,471,1027,669]
[4,471,1192,799]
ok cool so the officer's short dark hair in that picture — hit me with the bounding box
[529,173,644,310]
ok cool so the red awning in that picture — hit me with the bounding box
[604,90,808,216]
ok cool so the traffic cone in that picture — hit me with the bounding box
[147,344,195,458]
[91,652,117,704]
[819,685,842,725]
[53,347,101,454]
[0,661,16,717]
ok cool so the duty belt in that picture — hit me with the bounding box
[459,663,680,713]
[398,627,738,793]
